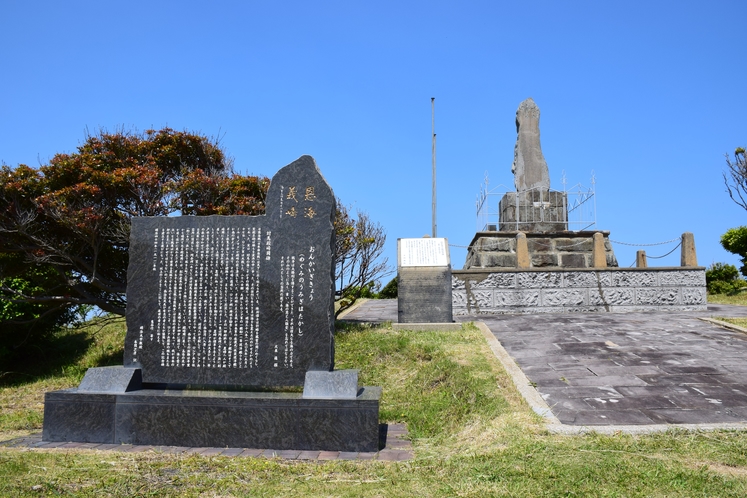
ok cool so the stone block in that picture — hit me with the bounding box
[559,253,588,268]
[564,271,612,287]
[478,252,517,268]
[494,290,540,306]
[398,266,452,323]
[517,272,563,288]
[637,288,680,305]
[43,387,381,452]
[589,288,635,306]
[527,238,553,253]
[43,391,117,443]
[466,290,493,309]
[78,366,141,393]
[659,270,706,287]
[682,288,707,305]
[452,290,468,307]
[471,272,517,289]
[555,238,593,252]
[542,289,586,306]
[303,370,359,399]
[531,253,558,267]
[612,271,657,287]
[476,237,513,252]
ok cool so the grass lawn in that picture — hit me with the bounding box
[708,292,747,306]
[2,318,747,496]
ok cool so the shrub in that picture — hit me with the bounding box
[706,262,746,295]
[378,277,398,298]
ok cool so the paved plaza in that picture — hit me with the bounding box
[342,299,747,428]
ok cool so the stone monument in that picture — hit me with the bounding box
[43,155,381,452]
[511,97,550,192]
[397,237,452,323]
[499,98,568,233]
[456,100,706,315]
[466,98,618,269]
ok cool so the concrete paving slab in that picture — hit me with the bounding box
[340,300,747,431]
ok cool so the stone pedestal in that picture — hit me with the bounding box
[464,231,618,270]
[397,238,453,323]
[498,190,568,233]
[43,368,381,451]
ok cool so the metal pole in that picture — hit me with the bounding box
[431,98,437,238]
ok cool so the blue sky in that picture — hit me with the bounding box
[1,1,745,281]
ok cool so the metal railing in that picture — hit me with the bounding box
[476,171,597,232]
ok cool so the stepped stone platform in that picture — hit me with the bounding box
[464,231,618,270]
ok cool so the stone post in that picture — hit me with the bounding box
[636,250,648,268]
[516,232,530,268]
[681,232,697,267]
[592,232,607,268]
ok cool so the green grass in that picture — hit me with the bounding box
[708,292,747,306]
[713,317,747,329]
[2,319,747,496]
[0,317,126,433]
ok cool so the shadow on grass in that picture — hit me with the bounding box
[0,327,95,389]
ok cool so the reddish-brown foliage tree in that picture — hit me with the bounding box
[0,128,269,317]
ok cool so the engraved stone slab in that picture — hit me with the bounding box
[471,273,517,289]
[517,272,563,288]
[659,270,706,287]
[494,290,540,306]
[543,289,586,306]
[612,271,657,287]
[124,155,335,388]
[589,288,636,306]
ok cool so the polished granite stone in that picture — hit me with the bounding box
[125,155,336,388]
[44,376,381,452]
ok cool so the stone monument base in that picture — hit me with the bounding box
[498,190,568,232]
[43,367,381,452]
[464,231,618,269]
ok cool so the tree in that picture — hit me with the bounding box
[720,226,747,277]
[334,200,391,317]
[705,262,746,295]
[0,128,269,321]
[720,146,747,277]
[723,147,747,210]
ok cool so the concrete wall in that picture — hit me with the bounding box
[452,267,706,315]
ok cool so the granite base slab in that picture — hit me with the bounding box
[43,386,381,452]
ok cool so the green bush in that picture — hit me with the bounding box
[721,227,747,276]
[706,262,747,295]
[377,277,398,298]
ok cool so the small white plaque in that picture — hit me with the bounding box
[399,238,449,267]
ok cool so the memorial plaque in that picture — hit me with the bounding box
[397,238,453,323]
[399,238,449,267]
[124,155,335,387]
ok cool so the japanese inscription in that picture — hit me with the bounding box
[125,155,336,387]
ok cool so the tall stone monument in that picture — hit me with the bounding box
[465,99,618,270]
[511,97,550,192]
[43,155,381,452]
[500,98,567,233]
